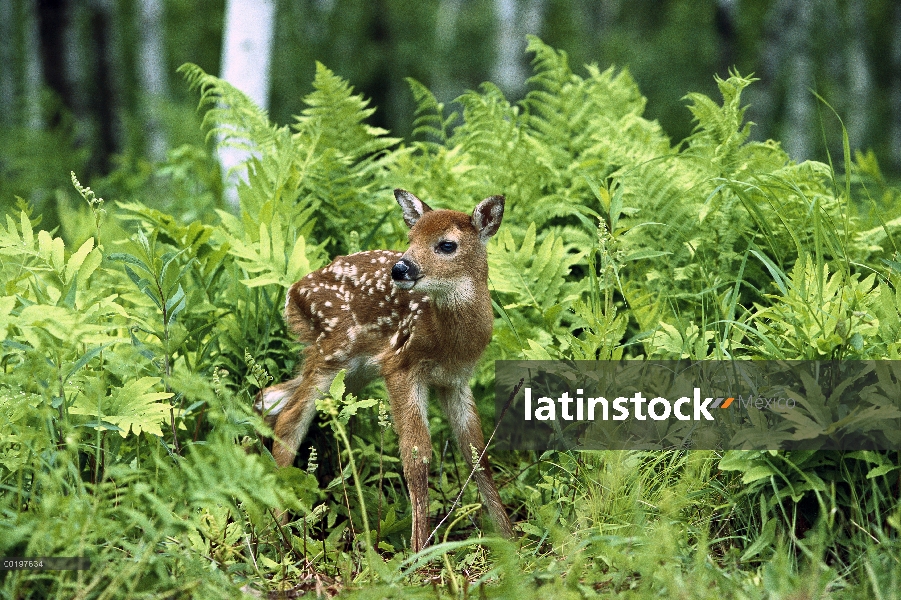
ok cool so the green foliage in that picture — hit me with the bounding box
[2,38,900,597]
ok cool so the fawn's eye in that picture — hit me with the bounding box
[436,240,457,254]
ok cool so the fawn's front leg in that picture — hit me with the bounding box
[438,384,514,539]
[384,370,432,552]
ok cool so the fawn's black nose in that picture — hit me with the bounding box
[391,258,419,281]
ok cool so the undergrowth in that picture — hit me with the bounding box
[1,37,899,598]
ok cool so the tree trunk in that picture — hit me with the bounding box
[782,0,814,162]
[433,0,464,103]
[845,0,872,152]
[35,0,71,128]
[23,2,44,129]
[714,0,737,78]
[86,0,120,175]
[492,0,545,98]
[137,0,169,163]
[218,0,276,209]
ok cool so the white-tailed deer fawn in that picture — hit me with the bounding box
[257,189,513,551]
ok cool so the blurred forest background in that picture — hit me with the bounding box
[1,0,900,217]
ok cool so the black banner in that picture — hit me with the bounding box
[494,361,901,451]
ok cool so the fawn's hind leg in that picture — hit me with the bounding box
[266,368,339,468]
[437,384,513,539]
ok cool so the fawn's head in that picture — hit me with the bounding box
[391,189,504,305]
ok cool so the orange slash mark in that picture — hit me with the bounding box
[720,397,734,409]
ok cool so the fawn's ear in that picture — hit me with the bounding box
[471,195,505,243]
[395,189,433,228]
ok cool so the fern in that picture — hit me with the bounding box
[745,255,879,359]
[217,209,324,288]
[487,223,586,358]
[69,376,173,438]
[179,62,283,157]
[407,77,457,146]
[294,62,399,161]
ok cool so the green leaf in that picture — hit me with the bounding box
[740,518,777,562]
[19,210,33,250]
[108,252,152,274]
[70,377,173,438]
[741,465,776,484]
[523,339,554,360]
[338,398,378,424]
[866,464,899,479]
[0,296,15,342]
[329,370,346,400]
[165,284,187,325]
[64,342,115,384]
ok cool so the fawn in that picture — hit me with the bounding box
[256,189,514,551]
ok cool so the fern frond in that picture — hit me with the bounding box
[293,62,399,161]
[407,78,457,147]
[525,34,572,98]
[177,63,283,155]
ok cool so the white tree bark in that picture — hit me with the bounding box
[782,0,814,162]
[137,0,169,162]
[218,0,276,209]
[845,0,872,152]
[492,0,545,98]
[434,0,464,103]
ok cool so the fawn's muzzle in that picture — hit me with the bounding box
[391,258,420,289]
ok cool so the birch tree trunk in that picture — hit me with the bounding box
[492,0,545,98]
[845,0,872,153]
[218,0,276,209]
[137,0,169,163]
[23,2,44,129]
[434,0,463,104]
[782,0,814,162]
[748,0,787,142]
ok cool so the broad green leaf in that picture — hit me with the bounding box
[286,236,312,283]
[329,370,346,400]
[70,377,173,438]
[0,296,15,342]
[741,464,776,484]
[867,464,899,479]
[523,339,554,360]
[19,211,33,249]
[37,230,66,273]
[64,237,95,284]
[740,518,777,562]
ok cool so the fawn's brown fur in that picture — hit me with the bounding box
[257,189,513,551]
